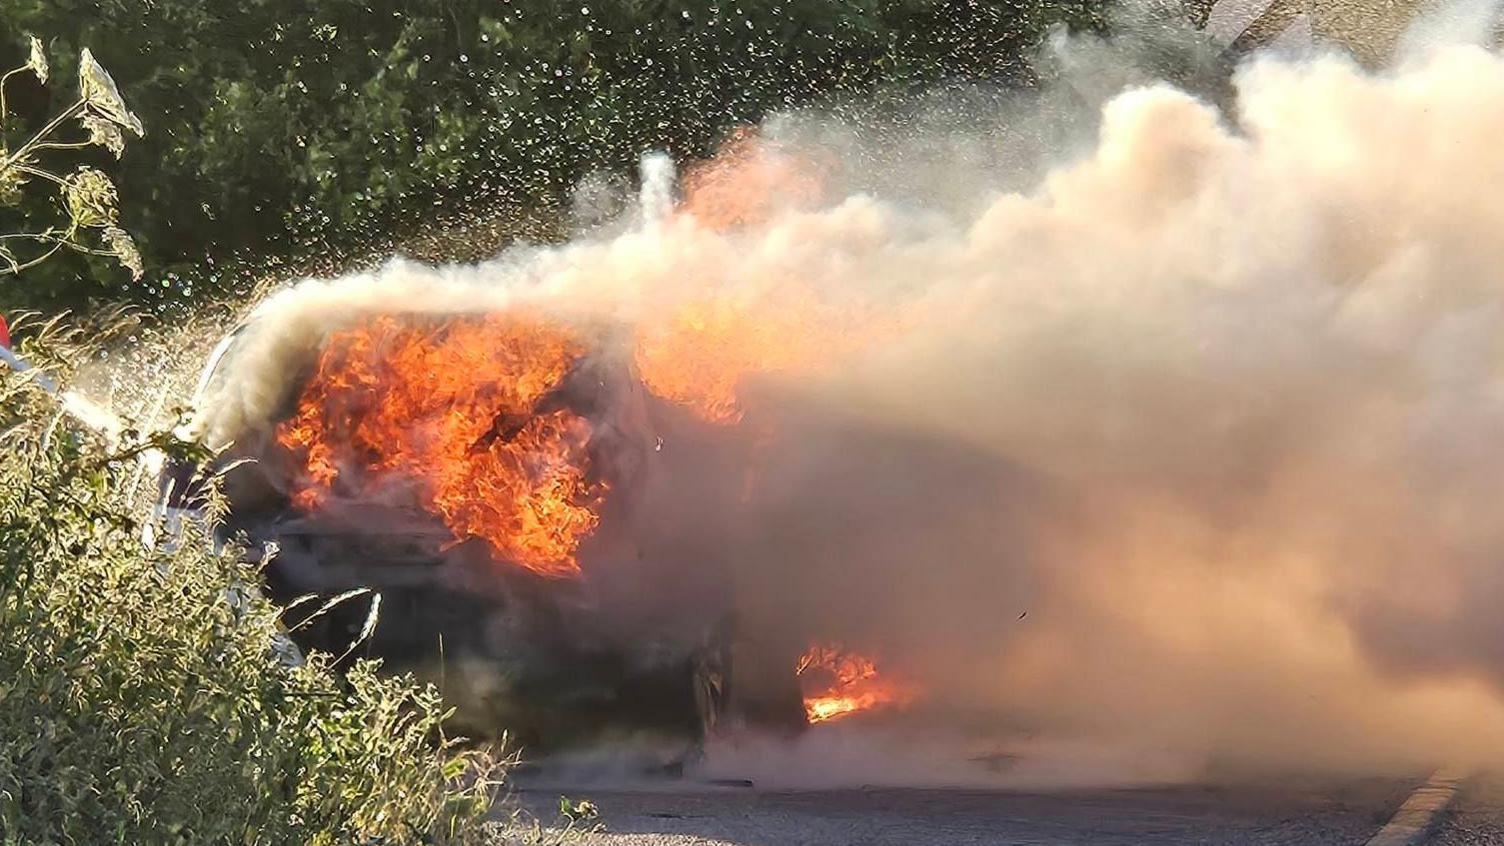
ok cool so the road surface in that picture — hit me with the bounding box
[503,775,1425,845]
[1433,773,1504,845]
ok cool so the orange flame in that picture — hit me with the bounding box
[630,129,864,424]
[635,295,798,424]
[680,126,828,232]
[277,313,601,578]
[633,286,891,425]
[796,642,911,724]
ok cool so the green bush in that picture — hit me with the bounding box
[0,1,1102,314]
[0,343,504,845]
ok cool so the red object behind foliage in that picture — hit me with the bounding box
[0,314,9,349]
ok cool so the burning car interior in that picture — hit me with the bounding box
[165,303,923,759]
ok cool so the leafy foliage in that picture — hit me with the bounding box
[0,342,504,845]
[0,1,1102,313]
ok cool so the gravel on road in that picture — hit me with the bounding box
[1432,774,1504,846]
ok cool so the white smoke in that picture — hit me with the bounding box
[196,8,1504,778]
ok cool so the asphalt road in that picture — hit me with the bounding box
[1432,774,1504,846]
[502,775,1424,846]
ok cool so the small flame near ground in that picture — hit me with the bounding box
[797,642,912,724]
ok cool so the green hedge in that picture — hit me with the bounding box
[0,0,1100,313]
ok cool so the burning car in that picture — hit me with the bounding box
[161,295,814,755]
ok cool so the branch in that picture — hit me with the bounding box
[0,99,85,177]
[0,240,65,276]
[0,232,117,278]
[0,232,62,240]
[0,67,27,132]
[30,141,95,152]
[0,231,112,254]
[12,163,70,190]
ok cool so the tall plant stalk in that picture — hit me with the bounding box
[0,38,144,280]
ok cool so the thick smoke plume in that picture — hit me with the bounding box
[197,10,1504,779]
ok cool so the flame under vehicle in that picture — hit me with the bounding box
[162,304,810,756]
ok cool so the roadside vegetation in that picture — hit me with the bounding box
[0,44,505,846]
[0,327,506,843]
[1,38,144,281]
[0,0,1102,314]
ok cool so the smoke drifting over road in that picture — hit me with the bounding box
[199,5,1504,778]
